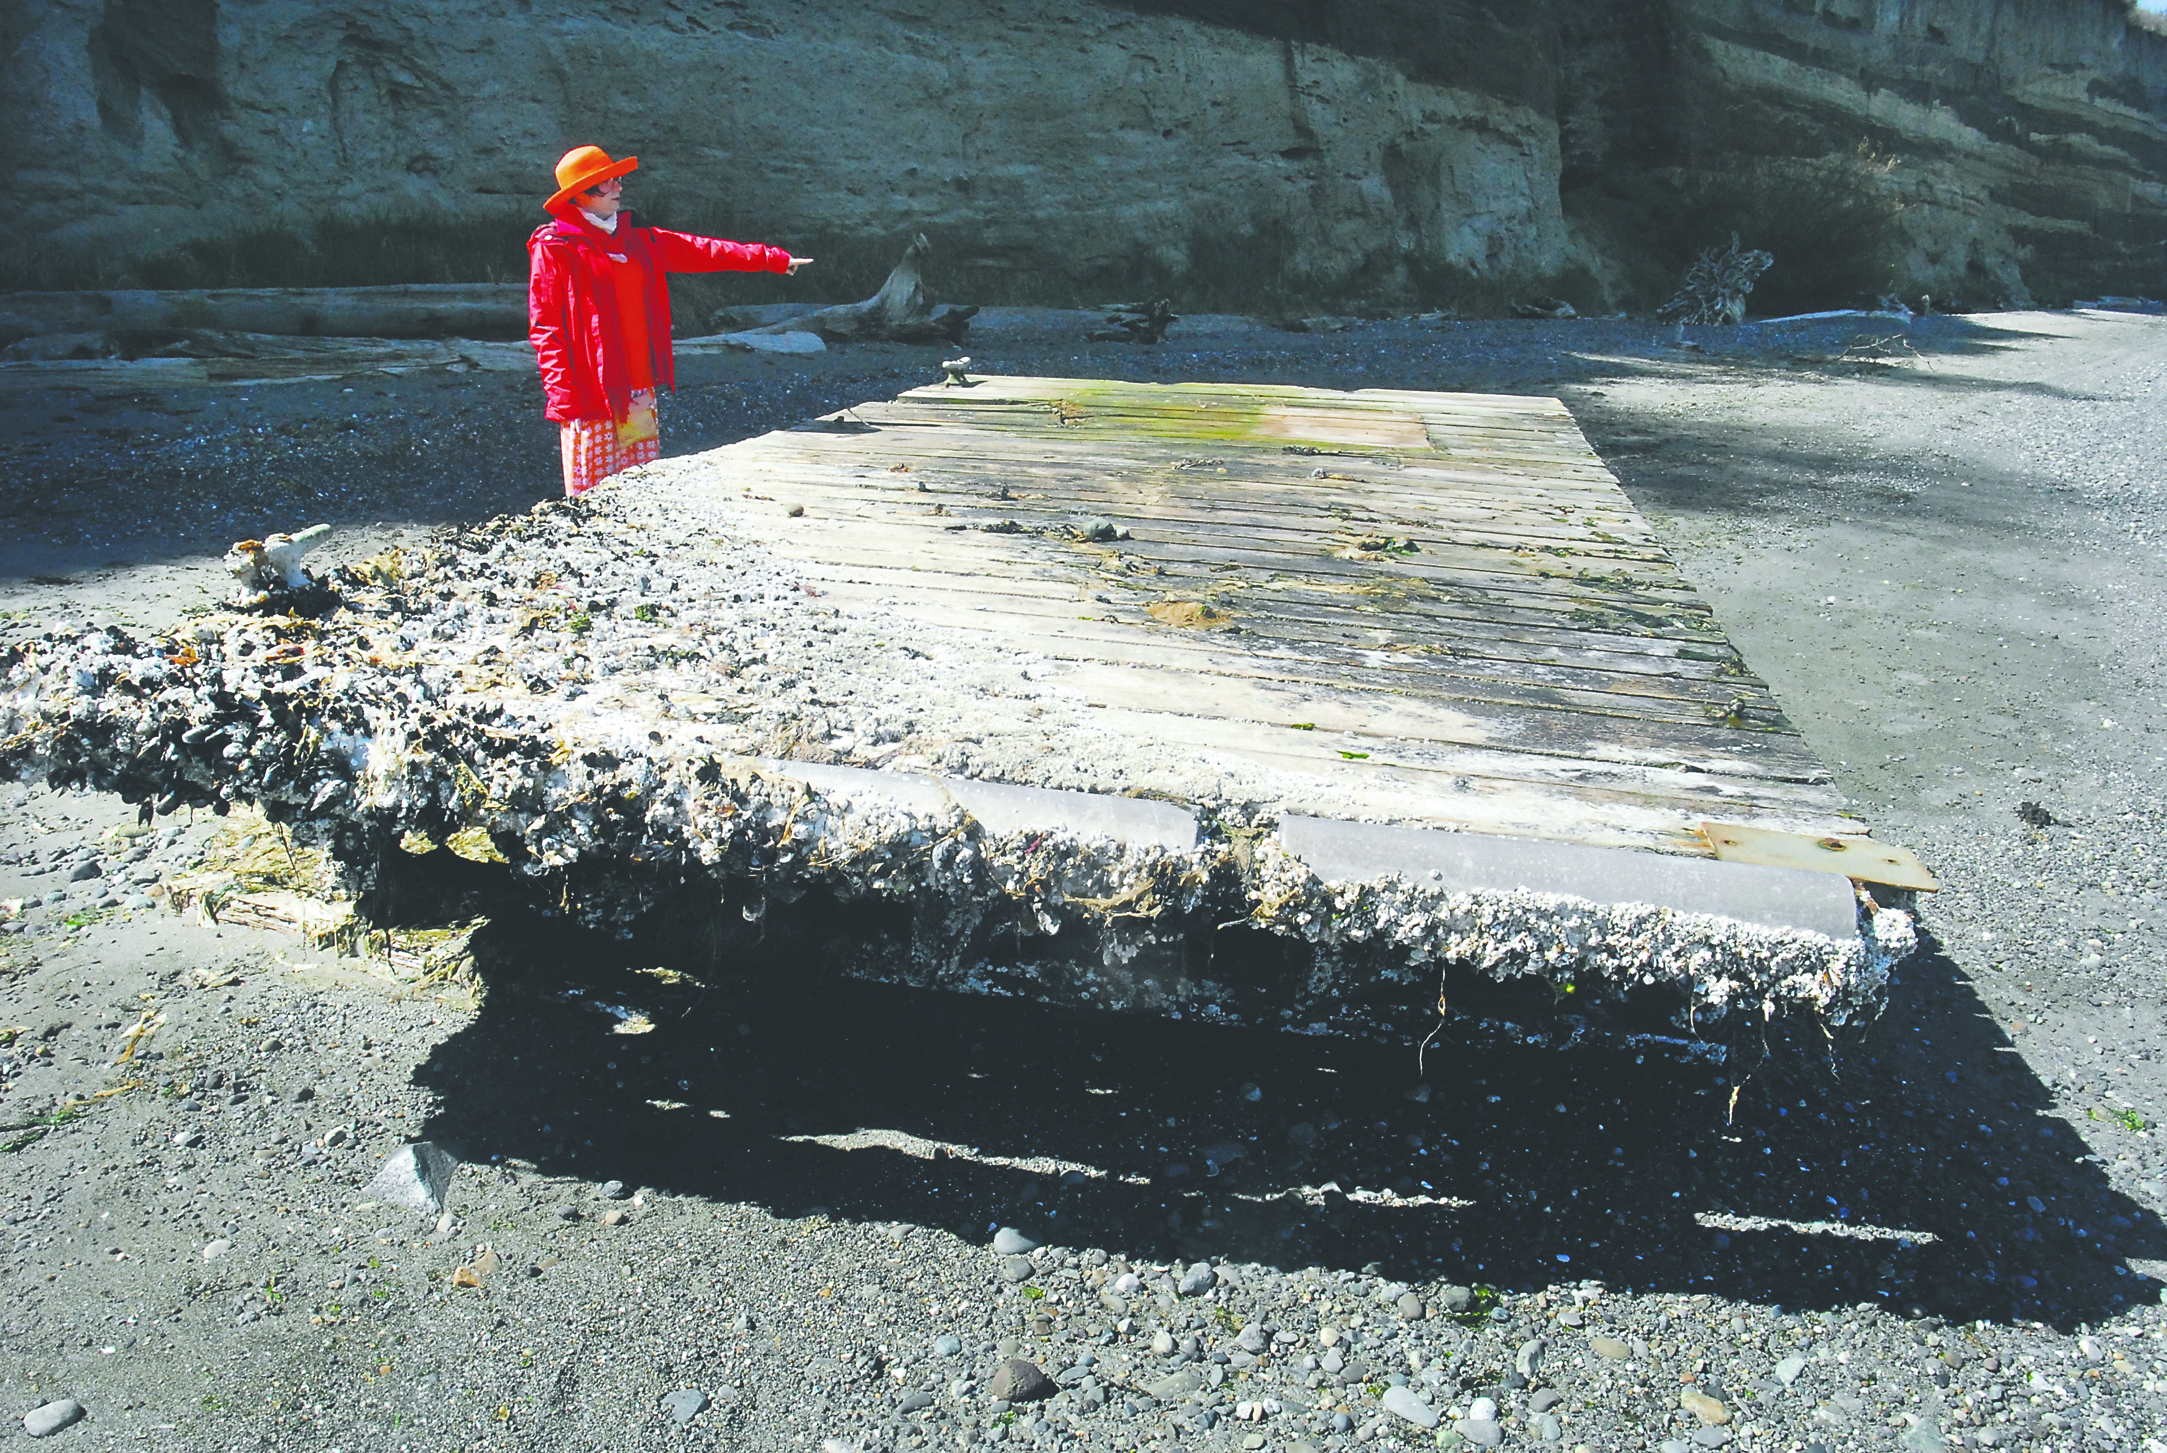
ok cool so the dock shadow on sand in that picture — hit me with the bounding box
[408,898,2162,1333]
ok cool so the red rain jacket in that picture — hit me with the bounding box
[527,205,792,424]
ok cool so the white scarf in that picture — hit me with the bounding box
[578,208,627,261]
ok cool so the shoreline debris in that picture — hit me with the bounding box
[1661,235,1774,326]
[1510,296,1577,320]
[224,523,333,608]
[0,376,1920,1064]
[0,537,1909,1064]
[1089,300,1178,344]
[740,234,976,345]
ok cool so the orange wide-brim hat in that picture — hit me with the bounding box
[547,145,639,210]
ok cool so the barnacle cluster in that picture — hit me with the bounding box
[0,474,1909,1057]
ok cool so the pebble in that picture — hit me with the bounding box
[1453,1416,1505,1447]
[932,1334,962,1357]
[992,1226,1037,1255]
[1692,1430,1732,1449]
[1469,1397,1498,1422]
[1150,1328,1176,1357]
[1681,1387,1731,1425]
[1395,1291,1425,1319]
[22,1400,85,1438]
[1534,1410,1564,1442]
[1515,1337,1545,1378]
[200,1239,230,1262]
[1236,1322,1266,1354]
[988,1359,1052,1402]
[1529,1388,1563,1413]
[363,1141,458,1215]
[1773,1354,1806,1386]
[1145,1369,1201,1401]
[659,1388,708,1424]
[1590,1334,1631,1360]
[1900,1421,1945,1453]
[998,1255,1034,1282]
[598,1178,629,1199]
[1381,1385,1439,1428]
[1177,1261,1216,1295]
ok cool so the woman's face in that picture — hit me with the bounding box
[574,176,623,217]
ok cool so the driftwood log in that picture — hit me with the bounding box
[1660,235,1775,326]
[1510,296,1577,320]
[1089,299,1177,343]
[746,235,976,345]
[0,284,524,345]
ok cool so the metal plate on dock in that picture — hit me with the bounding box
[682,375,1893,879]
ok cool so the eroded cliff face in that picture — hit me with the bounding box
[7,0,1572,296]
[8,0,2164,308]
[1560,0,2167,307]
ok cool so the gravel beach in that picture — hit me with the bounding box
[1,308,2163,1453]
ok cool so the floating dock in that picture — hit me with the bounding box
[0,376,1924,1055]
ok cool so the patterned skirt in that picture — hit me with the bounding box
[560,389,660,498]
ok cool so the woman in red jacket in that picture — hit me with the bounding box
[528,145,812,498]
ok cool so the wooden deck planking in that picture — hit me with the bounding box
[741,491,1723,636]
[752,463,1675,556]
[674,376,1861,852]
[756,475,1693,590]
[801,584,1772,719]
[798,566,1763,698]
[753,518,1759,704]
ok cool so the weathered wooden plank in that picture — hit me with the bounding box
[723,473,1706,604]
[668,375,1859,851]
[754,519,1728,643]
[745,462,1683,565]
[874,383,1592,439]
[798,558,1761,686]
[972,653,1826,780]
[1065,707,1851,849]
[804,574,1767,714]
[1049,703,1847,818]
[747,533,1734,675]
[730,434,1654,526]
